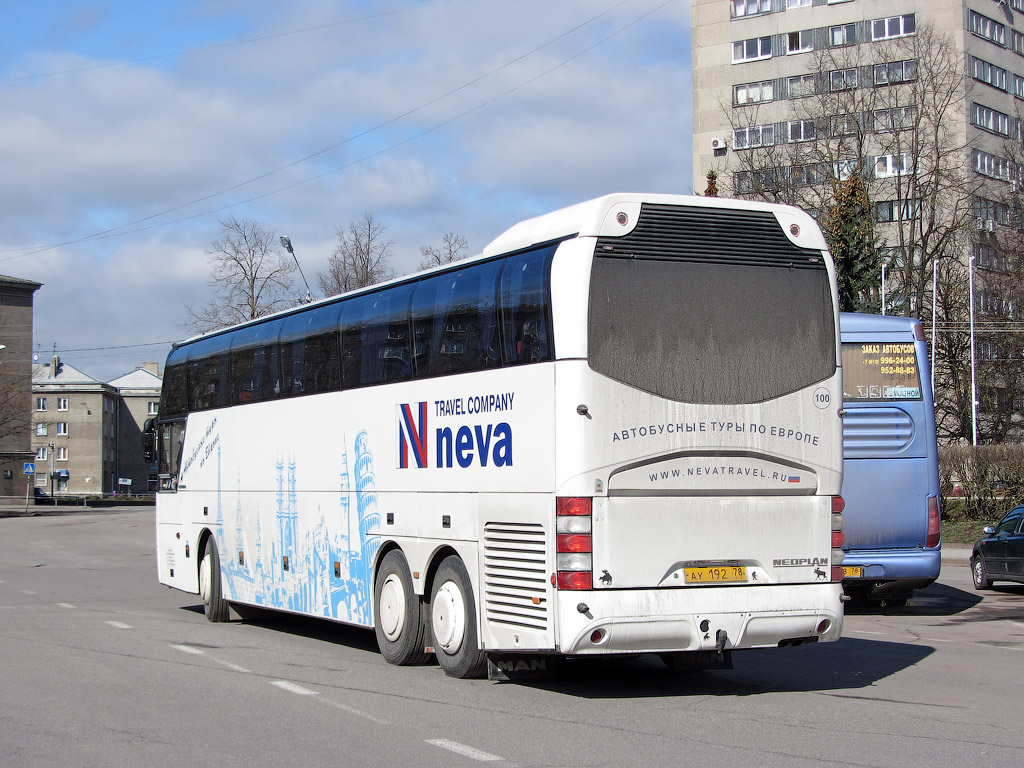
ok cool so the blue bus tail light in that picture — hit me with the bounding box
[926,496,941,548]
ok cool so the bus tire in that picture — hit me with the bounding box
[972,556,992,590]
[430,555,487,679]
[374,550,430,666]
[199,537,230,622]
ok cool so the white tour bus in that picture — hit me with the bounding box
[149,193,846,679]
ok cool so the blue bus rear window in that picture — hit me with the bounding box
[841,342,922,401]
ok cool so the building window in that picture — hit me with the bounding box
[35,423,47,436]
[1014,74,1024,100]
[35,446,47,461]
[830,113,859,136]
[57,422,69,436]
[57,397,69,411]
[788,74,815,98]
[973,149,1011,180]
[972,57,1009,92]
[733,36,772,64]
[872,153,914,178]
[732,0,771,18]
[786,30,814,55]
[788,119,816,142]
[733,124,775,149]
[830,68,858,92]
[833,159,857,180]
[873,60,917,86]
[972,103,1014,137]
[872,14,916,42]
[148,401,160,416]
[35,473,47,488]
[791,163,822,186]
[733,79,774,105]
[1012,29,1024,56]
[873,107,916,133]
[829,24,857,47]
[56,446,68,461]
[969,11,1007,48]
[876,199,921,222]
[786,0,811,7]
[733,168,779,194]
[35,397,47,411]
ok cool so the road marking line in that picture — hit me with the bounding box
[171,644,205,655]
[321,699,391,725]
[20,590,36,595]
[212,658,250,673]
[845,629,886,635]
[426,739,503,762]
[57,603,76,609]
[106,621,132,629]
[922,638,953,643]
[271,680,317,695]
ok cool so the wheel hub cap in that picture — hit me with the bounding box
[379,574,406,641]
[432,581,466,654]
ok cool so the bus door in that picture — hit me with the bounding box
[155,418,194,591]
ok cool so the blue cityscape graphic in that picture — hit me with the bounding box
[219,429,382,625]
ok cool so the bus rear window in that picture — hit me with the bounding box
[841,342,922,401]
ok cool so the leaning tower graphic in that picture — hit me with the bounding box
[354,430,381,610]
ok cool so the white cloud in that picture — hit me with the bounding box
[0,0,691,381]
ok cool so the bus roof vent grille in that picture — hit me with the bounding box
[595,204,825,270]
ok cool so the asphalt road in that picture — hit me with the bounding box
[1,507,1022,768]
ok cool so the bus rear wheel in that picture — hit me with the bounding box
[199,538,229,622]
[430,556,487,679]
[374,550,429,665]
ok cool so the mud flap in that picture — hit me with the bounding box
[486,654,558,682]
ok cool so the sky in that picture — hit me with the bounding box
[0,0,692,382]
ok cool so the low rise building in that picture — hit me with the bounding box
[31,358,162,497]
[1,274,42,502]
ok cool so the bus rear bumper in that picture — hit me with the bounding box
[555,583,843,655]
[841,548,940,596]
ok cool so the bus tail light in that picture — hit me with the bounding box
[556,497,592,590]
[831,499,845,581]
[926,496,941,548]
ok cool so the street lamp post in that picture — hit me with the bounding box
[968,256,979,446]
[280,236,313,303]
[881,261,887,316]
[48,442,55,503]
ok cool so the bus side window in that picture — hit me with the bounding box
[411,262,500,378]
[342,286,412,387]
[499,246,554,365]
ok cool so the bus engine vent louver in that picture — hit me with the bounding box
[595,204,826,270]
[483,522,548,631]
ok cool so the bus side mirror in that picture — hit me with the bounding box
[143,418,157,463]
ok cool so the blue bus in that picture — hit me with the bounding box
[839,313,941,604]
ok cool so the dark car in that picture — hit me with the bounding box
[971,505,1024,589]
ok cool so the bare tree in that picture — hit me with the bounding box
[418,231,469,271]
[318,212,396,296]
[720,24,992,440]
[183,216,297,333]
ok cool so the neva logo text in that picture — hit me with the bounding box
[397,401,514,469]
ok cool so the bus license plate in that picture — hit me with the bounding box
[684,566,747,583]
[842,566,863,578]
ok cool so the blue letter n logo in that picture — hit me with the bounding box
[397,402,428,468]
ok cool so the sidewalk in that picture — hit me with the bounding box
[941,545,972,566]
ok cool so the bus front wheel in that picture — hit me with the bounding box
[430,556,487,679]
[199,538,229,622]
[374,550,429,665]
